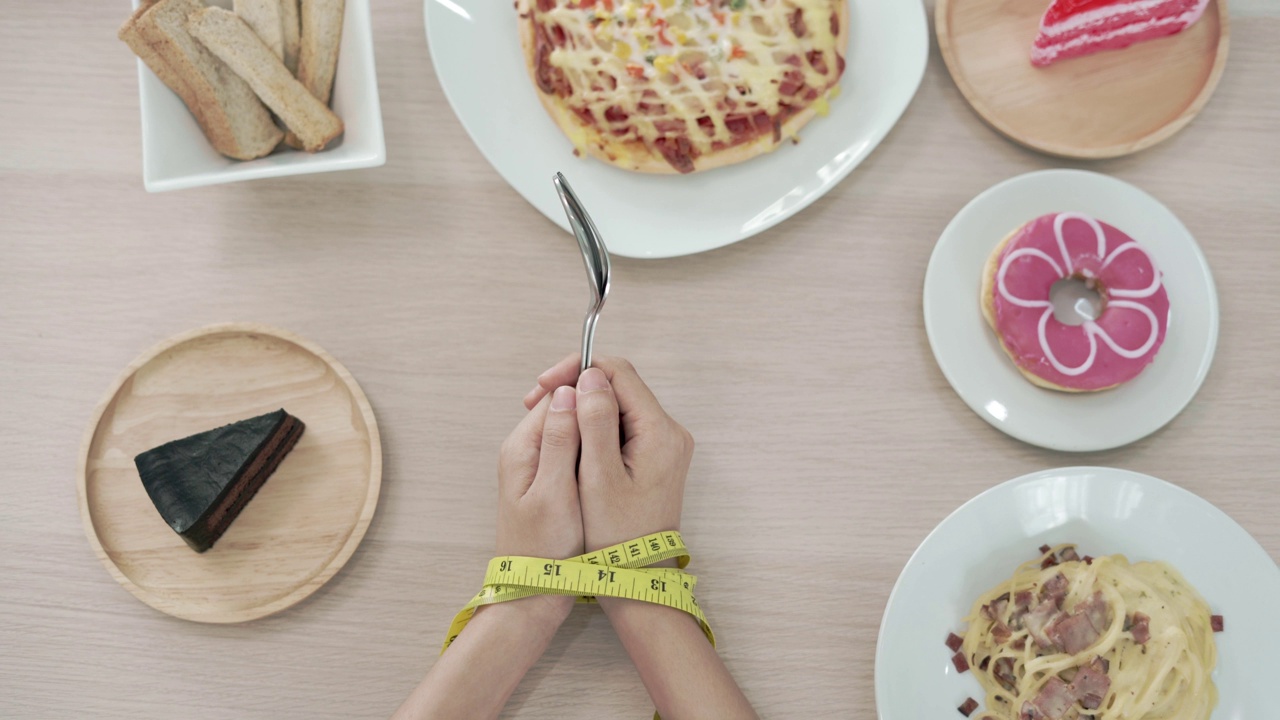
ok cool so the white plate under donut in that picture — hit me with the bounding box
[923,170,1218,452]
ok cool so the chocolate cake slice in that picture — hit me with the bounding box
[135,409,304,552]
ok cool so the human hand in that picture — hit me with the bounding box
[495,386,584,560]
[525,355,693,553]
[395,389,586,719]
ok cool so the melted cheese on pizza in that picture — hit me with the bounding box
[528,0,845,172]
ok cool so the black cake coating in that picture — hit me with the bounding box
[134,409,301,552]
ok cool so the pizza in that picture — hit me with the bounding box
[517,0,849,174]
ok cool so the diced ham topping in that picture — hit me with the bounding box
[1024,599,1061,650]
[992,621,1013,645]
[1058,547,1080,563]
[958,698,979,717]
[533,24,570,96]
[652,136,697,173]
[993,657,1017,692]
[1022,677,1075,720]
[1211,615,1223,632]
[789,7,806,37]
[1038,590,1108,655]
[1130,611,1151,644]
[1083,555,1094,565]
[1041,573,1069,607]
[1046,612,1100,655]
[1070,657,1112,710]
[1077,591,1109,634]
[806,49,828,75]
[982,593,1010,621]
[993,594,1010,617]
[653,118,686,134]
[946,632,964,652]
[1010,590,1034,629]
[1039,544,1052,555]
[951,651,969,673]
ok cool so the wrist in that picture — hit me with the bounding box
[599,596,702,648]
[475,593,574,630]
[598,594,694,624]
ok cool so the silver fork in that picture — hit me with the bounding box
[553,172,611,375]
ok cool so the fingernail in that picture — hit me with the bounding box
[551,385,577,411]
[522,384,541,402]
[578,367,609,393]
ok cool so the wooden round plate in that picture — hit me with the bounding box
[77,323,382,623]
[936,0,1230,159]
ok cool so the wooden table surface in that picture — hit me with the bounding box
[3,1,1277,717]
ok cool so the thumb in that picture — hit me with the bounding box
[532,386,581,493]
[576,367,624,477]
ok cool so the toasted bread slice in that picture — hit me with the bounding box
[234,0,284,60]
[119,0,282,160]
[298,0,343,105]
[284,0,344,148]
[187,7,343,152]
[280,0,301,75]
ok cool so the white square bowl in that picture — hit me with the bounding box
[131,0,385,192]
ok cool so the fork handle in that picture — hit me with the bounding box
[580,309,600,375]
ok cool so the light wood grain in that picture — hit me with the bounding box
[1,1,1277,718]
[937,0,1230,158]
[78,323,381,623]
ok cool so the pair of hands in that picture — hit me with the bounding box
[396,354,756,720]
[496,354,694,563]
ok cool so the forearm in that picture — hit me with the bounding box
[393,595,573,720]
[599,597,758,720]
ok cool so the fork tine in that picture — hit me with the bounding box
[554,173,603,300]
[554,173,610,374]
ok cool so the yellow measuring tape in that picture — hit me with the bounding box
[442,531,715,653]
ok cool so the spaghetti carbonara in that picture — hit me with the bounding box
[949,545,1219,720]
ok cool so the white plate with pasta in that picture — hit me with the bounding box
[424,0,928,258]
[875,467,1280,720]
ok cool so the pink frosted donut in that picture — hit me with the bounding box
[980,212,1170,392]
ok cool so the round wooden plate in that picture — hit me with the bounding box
[77,323,382,623]
[936,0,1230,159]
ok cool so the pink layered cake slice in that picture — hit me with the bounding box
[1031,0,1212,67]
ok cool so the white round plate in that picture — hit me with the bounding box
[923,170,1218,452]
[875,466,1280,720]
[424,0,927,259]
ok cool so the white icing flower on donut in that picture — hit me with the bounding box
[996,213,1162,377]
